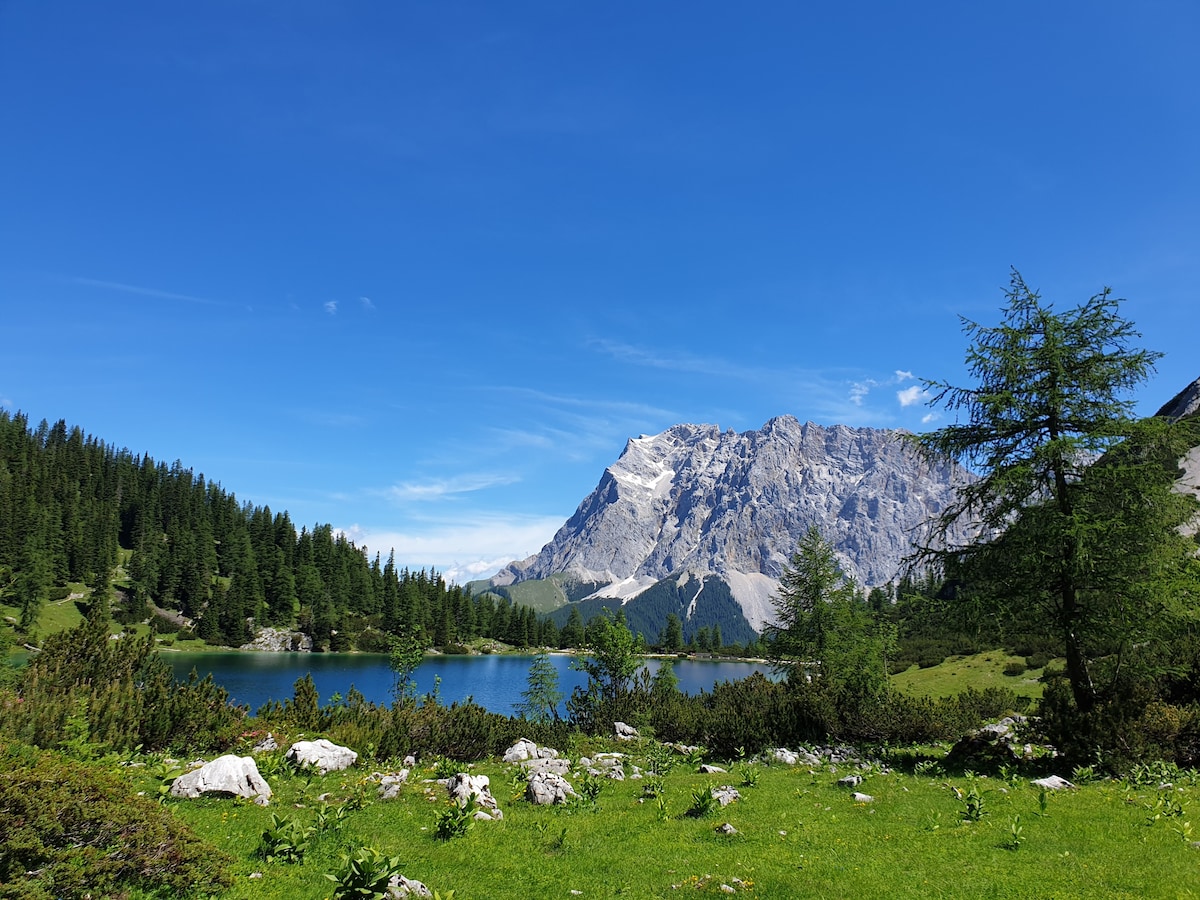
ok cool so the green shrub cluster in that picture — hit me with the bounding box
[1,610,245,754]
[0,740,231,899]
[1039,676,1200,771]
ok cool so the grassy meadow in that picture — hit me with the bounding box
[138,738,1198,900]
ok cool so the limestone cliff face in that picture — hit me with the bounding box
[494,417,972,631]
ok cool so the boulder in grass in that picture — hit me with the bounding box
[170,754,272,805]
[286,739,358,774]
[446,773,503,820]
[1032,775,1075,791]
[526,771,578,806]
[614,721,639,741]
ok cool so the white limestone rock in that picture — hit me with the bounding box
[170,754,272,804]
[446,773,503,820]
[286,739,358,774]
[526,771,578,806]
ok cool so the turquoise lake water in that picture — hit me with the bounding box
[162,651,771,715]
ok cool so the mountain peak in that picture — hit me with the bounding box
[494,417,972,631]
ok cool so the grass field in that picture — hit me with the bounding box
[892,650,1048,701]
[133,738,1199,900]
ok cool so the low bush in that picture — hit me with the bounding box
[0,740,231,898]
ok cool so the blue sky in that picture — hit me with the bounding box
[2,2,1197,583]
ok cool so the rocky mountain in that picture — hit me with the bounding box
[492,416,973,637]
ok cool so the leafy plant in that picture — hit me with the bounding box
[1002,814,1025,850]
[434,794,477,841]
[258,812,316,864]
[325,846,404,899]
[952,778,988,822]
[1071,764,1098,785]
[432,755,462,780]
[641,774,666,799]
[578,772,604,805]
[643,742,677,777]
[738,762,761,787]
[686,783,719,818]
[314,800,352,833]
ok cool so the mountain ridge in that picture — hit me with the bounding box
[493,415,974,633]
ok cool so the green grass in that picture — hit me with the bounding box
[123,742,1200,900]
[892,649,1048,701]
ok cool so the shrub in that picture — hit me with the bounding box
[1002,661,1028,677]
[0,740,231,898]
[1037,677,1200,771]
[1025,651,1052,670]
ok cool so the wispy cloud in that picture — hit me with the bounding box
[592,339,769,381]
[360,296,375,311]
[324,300,338,315]
[69,276,226,306]
[384,472,520,503]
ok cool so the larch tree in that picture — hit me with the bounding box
[914,270,1200,714]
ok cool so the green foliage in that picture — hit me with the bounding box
[915,271,1200,722]
[953,776,989,822]
[514,650,563,724]
[258,812,316,864]
[325,846,404,899]
[738,762,760,787]
[1003,814,1025,850]
[686,782,719,818]
[766,526,896,712]
[434,797,477,841]
[0,740,231,898]
[389,629,425,704]
[567,609,643,730]
[660,612,684,652]
[1,608,244,753]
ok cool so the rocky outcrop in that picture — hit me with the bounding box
[1156,377,1200,420]
[170,755,272,804]
[240,627,313,652]
[445,773,503,820]
[525,771,578,806]
[494,417,973,632]
[286,739,357,774]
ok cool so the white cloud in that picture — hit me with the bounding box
[897,385,928,407]
[921,412,940,424]
[324,300,338,315]
[340,513,565,583]
[895,370,914,381]
[384,472,520,503]
[360,296,375,310]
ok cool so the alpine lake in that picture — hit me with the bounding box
[162,650,770,716]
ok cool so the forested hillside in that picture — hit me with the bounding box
[0,411,546,650]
